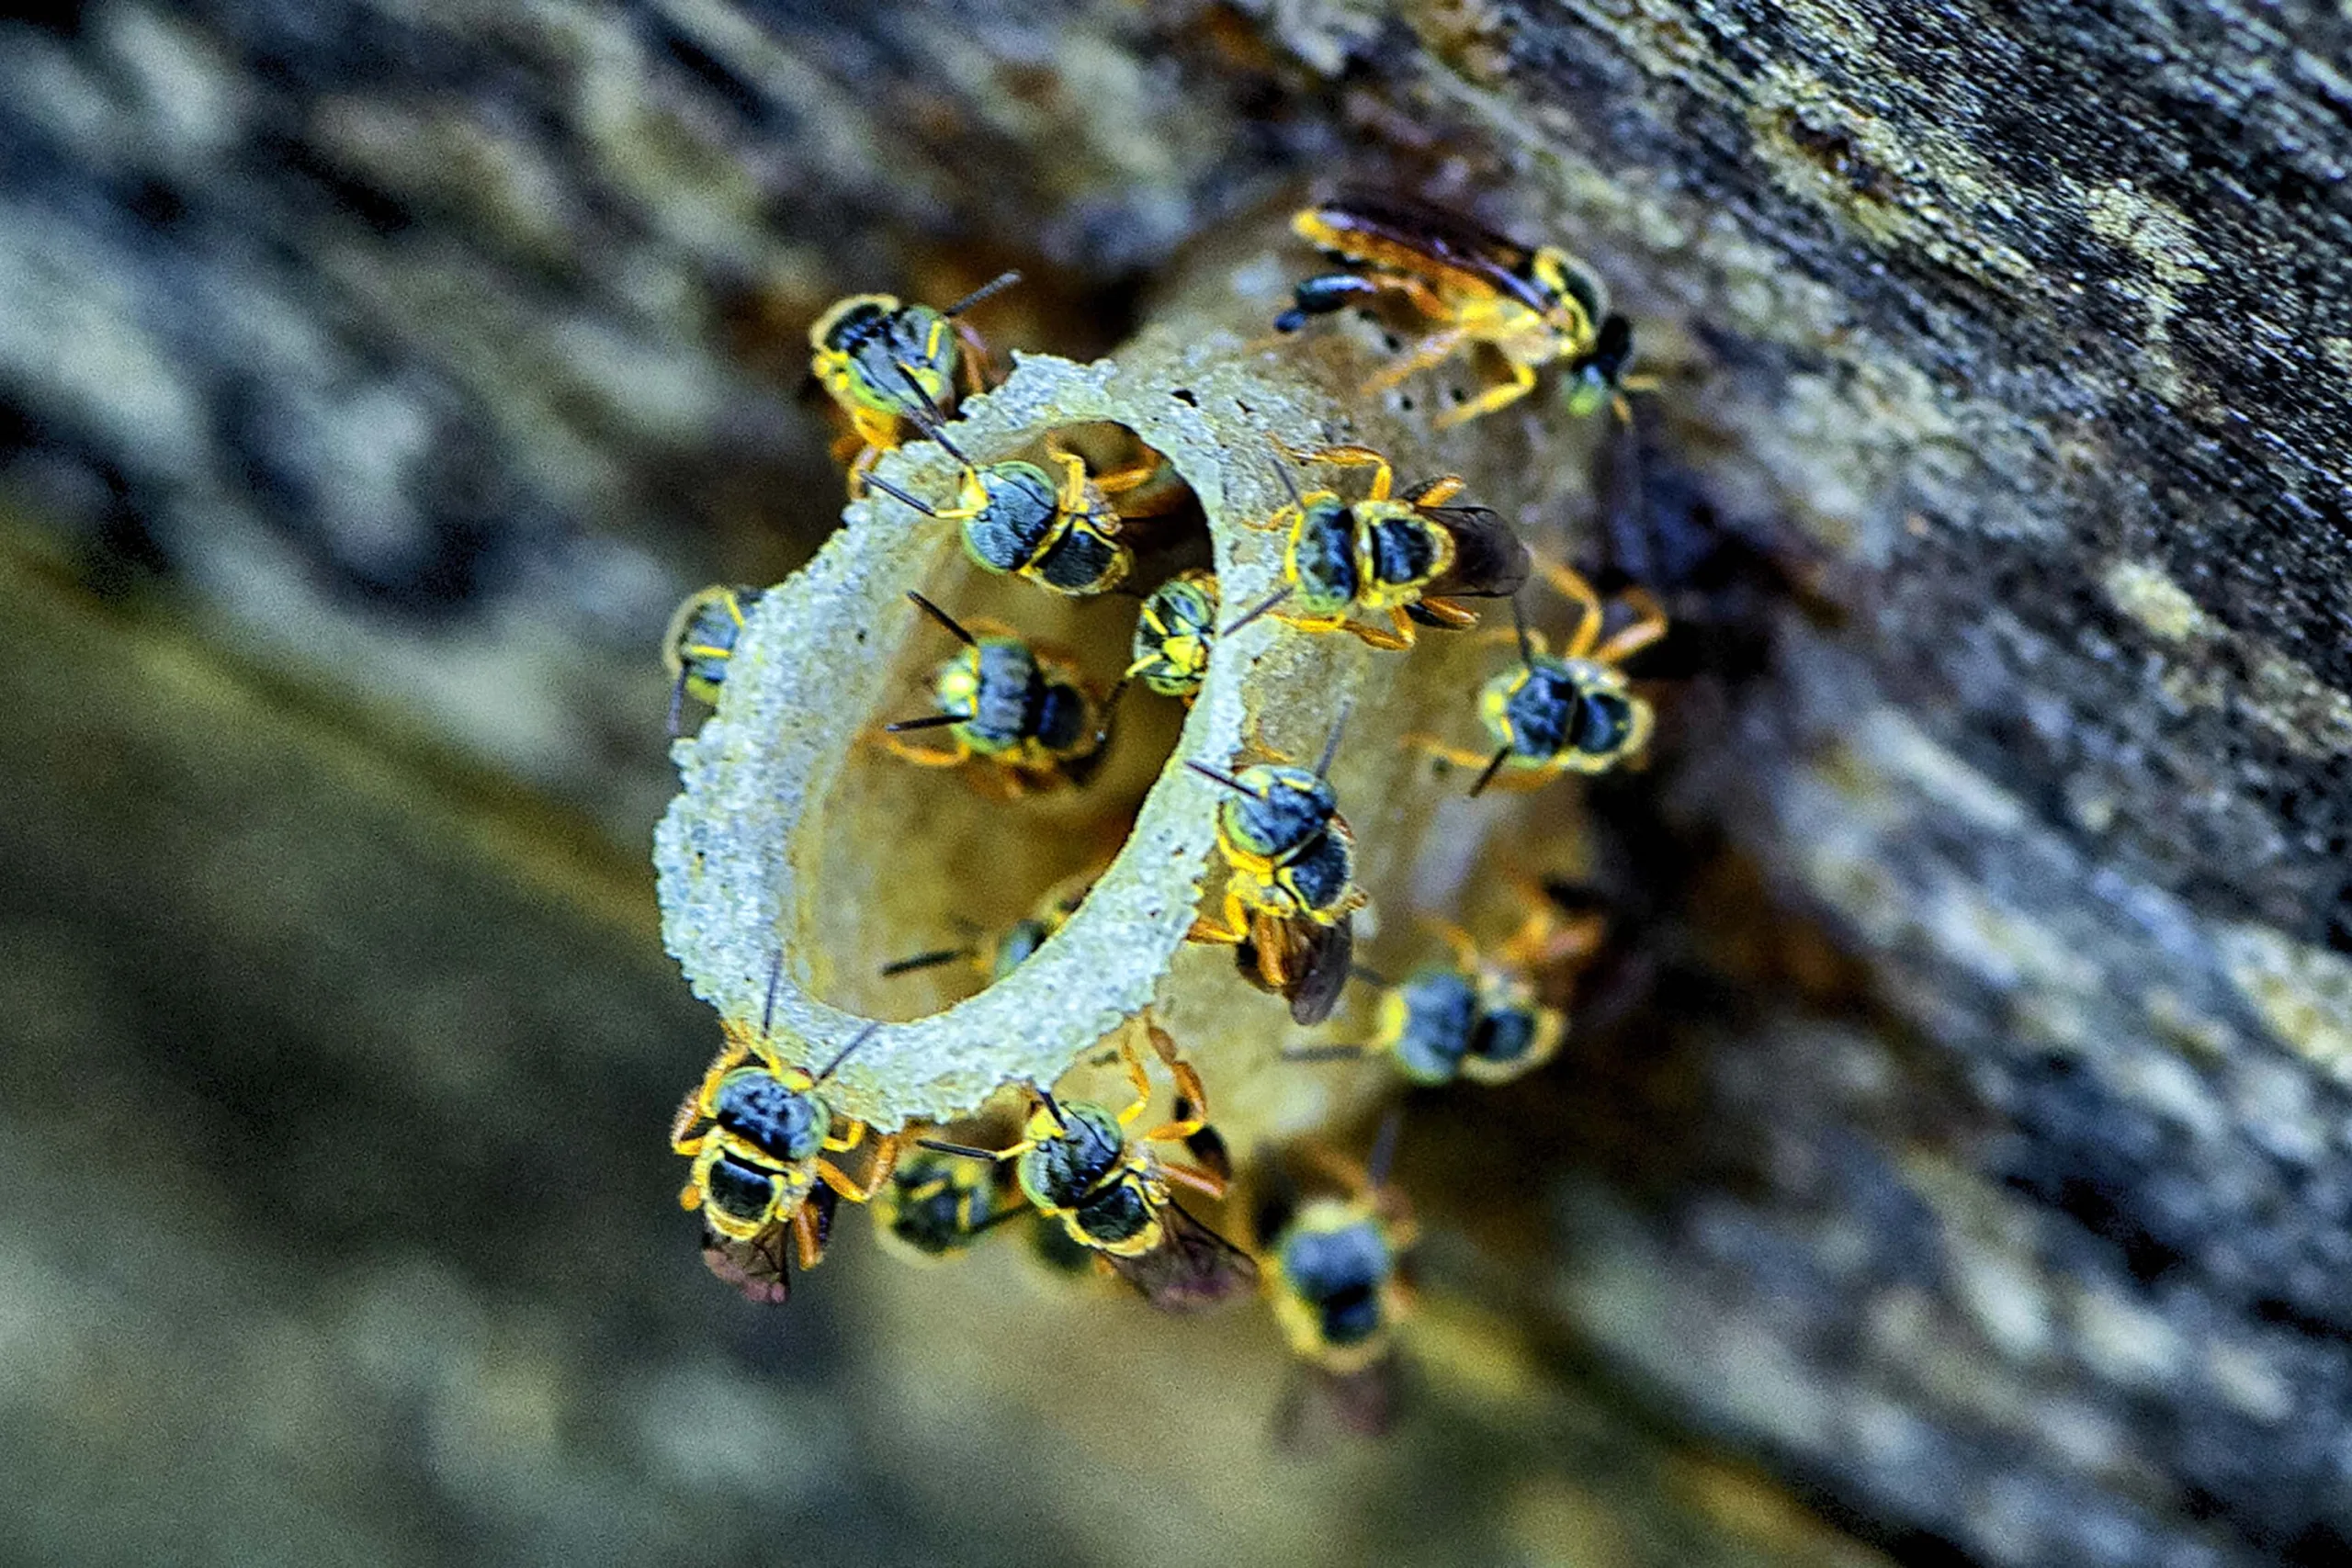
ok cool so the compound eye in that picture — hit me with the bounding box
[1572,689,1636,755]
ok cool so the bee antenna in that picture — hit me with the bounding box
[1089,675,1131,755]
[1469,746,1512,798]
[879,946,974,977]
[1366,1108,1404,1193]
[944,269,1023,319]
[918,1137,1002,1162]
[1316,699,1352,779]
[665,668,690,739]
[864,475,942,518]
[1511,593,1534,669]
[1033,1085,1069,1131]
[905,591,978,647]
[1348,963,1395,990]
[890,362,959,438]
[1264,449,1306,509]
[884,711,972,733]
[1222,584,1293,637]
[1184,760,1256,796]
[758,949,786,1040]
[812,1021,880,1085]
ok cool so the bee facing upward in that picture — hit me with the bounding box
[879,592,1114,794]
[1229,442,1529,653]
[1187,709,1365,1027]
[810,270,1021,493]
[1275,194,1640,427]
[920,1019,1258,1311]
[671,964,901,1303]
[1410,561,1667,795]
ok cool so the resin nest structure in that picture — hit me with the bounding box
[654,330,1586,1147]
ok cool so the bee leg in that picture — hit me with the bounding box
[1432,359,1538,430]
[816,1133,902,1202]
[1187,889,1252,948]
[1402,473,1465,508]
[1281,1040,1371,1064]
[1112,1033,1158,1128]
[1144,1056,1212,1144]
[822,1118,867,1153]
[1358,328,1473,399]
[672,1029,757,1149]
[1589,585,1670,667]
[791,1205,828,1269]
[1163,1162,1228,1200]
[880,731,975,768]
[1275,441,1396,502]
[1403,733,1507,772]
[1419,916,1483,972]
[1541,560,1610,660]
[1413,596,1482,630]
[1348,610,1415,652]
[677,1144,722,1211]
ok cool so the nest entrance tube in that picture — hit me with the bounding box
[657,322,1559,1139]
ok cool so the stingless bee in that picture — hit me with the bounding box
[1255,1113,1416,1440]
[1125,568,1220,701]
[1186,708,1363,1026]
[918,1019,1257,1311]
[879,592,1114,794]
[1274,193,1645,426]
[1408,562,1667,793]
[1225,442,1529,653]
[810,270,1022,492]
[662,584,764,736]
[1288,883,1606,1087]
[671,964,901,1303]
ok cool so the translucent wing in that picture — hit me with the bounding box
[1285,916,1354,1028]
[1306,192,1550,315]
[1102,1201,1260,1313]
[1422,507,1532,600]
[699,1223,793,1305]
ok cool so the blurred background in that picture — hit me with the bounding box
[10,3,2352,1565]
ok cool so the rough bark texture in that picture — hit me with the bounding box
[6,3,2352,1566]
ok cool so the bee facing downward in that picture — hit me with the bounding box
[671,960,900,1304]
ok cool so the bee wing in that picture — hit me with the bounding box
[1286,915,1354,1027]
[1274,1354,1404,1448]
[1102,1201,1260,1313]
[1309,192,1548,314]
[699,1224,793,1305]
[1422,507,1532,600]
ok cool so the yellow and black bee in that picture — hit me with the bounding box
[1254,1114,1417,1440]
[919,1020,1256,1311]
[1274,193,1643,426]
[1186,711,1364,1026]
[810,270,1021,492]
[879,868,1100,988]
[879,592,1114,794]
[1125,568,1220,700]
[1291,886,1606,1087]
[868,1147,1016,1267]
[1409,562,1666,793]
[662,584,763,736]
[865,435,1147,599]
[1227,442,1529,653]
[671,966,900,1303]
